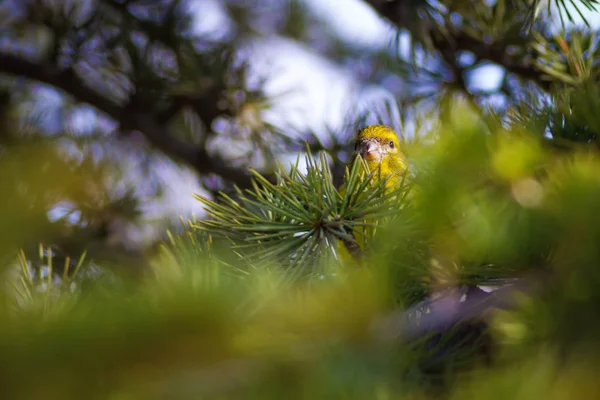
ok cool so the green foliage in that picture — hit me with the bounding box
[550,0,600,28]
[194,152,411,274]
[0,102,599,398]
[534,28,600,85]
[2,0,600,399]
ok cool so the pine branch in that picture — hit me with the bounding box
[430,30,552,92]
[372,276,539,342]
[100,0,182,50]
[365,0,552,92]
[0,51,257,189]
[194,152,410,269]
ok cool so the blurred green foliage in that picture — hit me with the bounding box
[0,102,599,398]
[2,0,600,398]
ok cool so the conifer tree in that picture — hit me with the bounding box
[0,1,600,399]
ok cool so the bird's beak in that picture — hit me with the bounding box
[360,140,382,161]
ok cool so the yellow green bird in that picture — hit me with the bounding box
[351,124,407,186]
[337,125,407,261]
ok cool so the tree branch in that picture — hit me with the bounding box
[430,30,551,92]
[101,0,181,50]
[372,271,547,343]
[364,0,552,92]
[0,52,256,188]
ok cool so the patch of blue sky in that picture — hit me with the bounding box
[47,201,81,225]
[188,0,235,41]
[466,63,506,93]
[67,106,99,135]
[303,0,397,50]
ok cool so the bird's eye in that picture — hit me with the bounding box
[389,140,395,148]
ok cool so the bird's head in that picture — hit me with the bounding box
[354,125,401,167]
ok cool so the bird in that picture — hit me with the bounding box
[350,124,407,187]
[336,125,407,261]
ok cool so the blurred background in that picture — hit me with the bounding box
[0,0,597,262]
[2,0,600,399]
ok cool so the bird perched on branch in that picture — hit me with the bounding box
[346,126,496,369]
[337,125,407,260]
[352,124,407,185]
